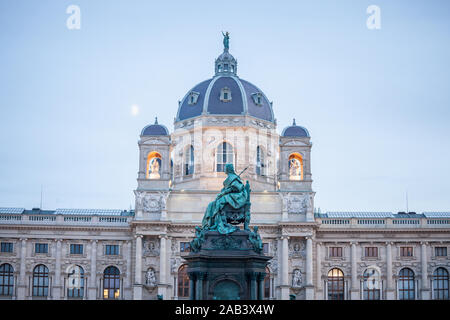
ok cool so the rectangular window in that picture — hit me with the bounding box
[435,247,447,257]
[365,247,378,258]
[329,247,343,257]
[105,245,119,256]
[0,242,13,253]
[180,242,190,253]
[35,243,48,254]
[70,244,83,255]
[263,243,269,255]
[400,247,414,257]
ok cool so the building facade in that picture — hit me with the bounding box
[0,41,449,300]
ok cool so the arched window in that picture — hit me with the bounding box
[185,145,194,176]
[264,267,271,299]
[67,265,85,298]
[363,268,381,300]
[433,267,449,300]
[146,151,162,180]
[289,153,303,181]
[32,264,49,297]
[256,146,266,176]
[216,142,233,172]
[327,268,344,300]
[398,268,415,300]
[178,265,190,298]
[0,263,14,296]
[103,266,120,299]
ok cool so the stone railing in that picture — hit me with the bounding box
[0,214,132,227]
[318,218,450,229]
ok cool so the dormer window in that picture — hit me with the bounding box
[251,93,263,106]
[187,91,200,105]
[224,64,229,71]
[218,64,223,72]
[220,87,232,102]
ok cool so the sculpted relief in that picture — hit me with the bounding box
[280,193,312,214]
[136,191,170,213]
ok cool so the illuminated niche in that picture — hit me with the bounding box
[288,153,303,181]
[147,151,162,180]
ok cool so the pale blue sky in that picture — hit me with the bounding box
[0,0,449,212]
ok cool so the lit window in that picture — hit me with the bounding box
[67,265,85,298]
[327,268,344,300]
[0,264,14,296]
[264,267,271,299]
[35,243,48,254]
[32,264,49,297]
[147,151,162,180]
[103,266,120,299]
[216,142,234,172]
[433,268,449,300]
[178,265,190,298]
[398,268,415,300]
[288,153,303,181]
[105,245,119,256]
[363,269,381,300]
[0,242,13,253]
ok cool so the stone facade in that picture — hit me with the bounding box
[0,42,449,301]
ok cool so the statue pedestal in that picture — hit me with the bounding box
[185,230,271,300]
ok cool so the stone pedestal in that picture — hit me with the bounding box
[185,230,271,300]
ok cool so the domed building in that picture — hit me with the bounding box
[0,35,448,301]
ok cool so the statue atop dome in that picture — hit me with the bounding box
[222,31,230,51]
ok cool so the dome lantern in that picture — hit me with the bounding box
[215,32,237,76]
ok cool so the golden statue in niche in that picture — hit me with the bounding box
[147,151,162,180]
[289,153,303,181]
[148,158,161,179]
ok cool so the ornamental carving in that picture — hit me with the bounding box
[289,240,306,257]
[211,236,243,250]
[135,191,170,213]
[280,193,311,214]
[143,239,159,256]
[170,257,183,273]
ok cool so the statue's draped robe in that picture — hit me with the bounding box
[202,173,248,234]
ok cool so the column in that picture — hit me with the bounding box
[279,236,290,300]
[53,239,62,299]
[258,272,265,300]
[385,242,394,300]
[157,235,167,299]
[125,241,132,299]
[188,272,195,300]
[195,272,205,300]
[421,242,430,300]
[350,242,359,300]
[133,235,143,300]
[17,238,27,300]
[305,237,314,299]
[315,242,322,300]
[248,272,257,300]
[88,240,97,300]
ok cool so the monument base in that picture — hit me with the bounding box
[185,230,271,300]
